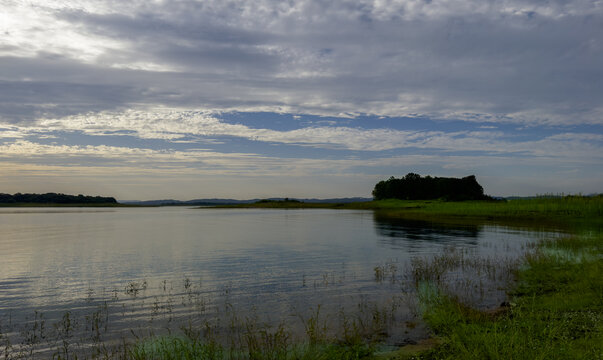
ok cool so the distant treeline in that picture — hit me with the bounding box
[372,173,492,201]
[0,193,117,204]
[255,198,302,204]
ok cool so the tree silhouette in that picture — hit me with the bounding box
[0,193,117,204]
[372,173,491,201]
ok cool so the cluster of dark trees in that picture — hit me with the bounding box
[372,173,492,201]
[0,193,117,204]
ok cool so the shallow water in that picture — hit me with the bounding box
[0,207,560,353]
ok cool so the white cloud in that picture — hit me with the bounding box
[0,126,26,138]
[0,1,125,63]
[0,105,600,163]
[4,110,493,152]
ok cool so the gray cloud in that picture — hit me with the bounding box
[1,0,602,124]
[0,80,137,123]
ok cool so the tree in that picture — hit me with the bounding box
[0,193,117,204]
[372,173,491,201]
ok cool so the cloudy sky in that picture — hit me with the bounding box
[1,0,602,200]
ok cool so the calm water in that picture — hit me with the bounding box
[0,207,560,352]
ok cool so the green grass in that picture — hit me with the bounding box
[379,196,603,219]
[129,336,374,360]
[213,196,603,217]
[409,231,603,360]
[215,196,603,229]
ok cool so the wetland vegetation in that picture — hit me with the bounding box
[412,230,602,360]
[220,194,602,220]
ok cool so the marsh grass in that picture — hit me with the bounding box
[129,335,375,360]
[414,232,603,359]
[405,246,521,309]
[390,196,602,217]
[374,260,398,284]
[0,273,412,359]
[220,196,603,229]
[352,195,603,217]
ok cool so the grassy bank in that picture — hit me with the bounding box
[393,230,602,360]
[213,196,603,227]
[367,196,602,220]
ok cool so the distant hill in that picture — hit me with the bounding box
[119,197,371,206]
[0,193,117,205]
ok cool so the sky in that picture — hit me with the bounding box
[1,0,602,200]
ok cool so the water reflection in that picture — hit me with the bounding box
[0,207,559,357]
[373,212,480,250]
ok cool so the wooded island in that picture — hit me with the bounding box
[0,193,117,205]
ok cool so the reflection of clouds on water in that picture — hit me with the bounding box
[373,213,480,251]
[0,207,561,355]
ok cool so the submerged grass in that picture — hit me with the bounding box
[0,275,399,359]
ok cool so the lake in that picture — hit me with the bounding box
[0,207,560,355]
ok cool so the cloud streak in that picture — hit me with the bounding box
[2,109,594,161]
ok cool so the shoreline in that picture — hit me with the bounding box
[206,196,603,227]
